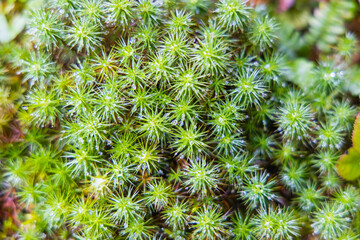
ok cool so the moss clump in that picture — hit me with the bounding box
[1,0,360,239]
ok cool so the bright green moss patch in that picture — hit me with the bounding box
[1,0,360,239]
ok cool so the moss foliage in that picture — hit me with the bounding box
[1,0,360,239]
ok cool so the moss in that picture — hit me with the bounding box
[1,0,360,239]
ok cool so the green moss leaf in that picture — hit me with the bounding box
[352,113,360,152]
[336,147,360,181]
[338,113,360,181]
[0,13,26,43]
[287,59,315,91]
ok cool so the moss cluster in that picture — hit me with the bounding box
[1,0,360,239]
